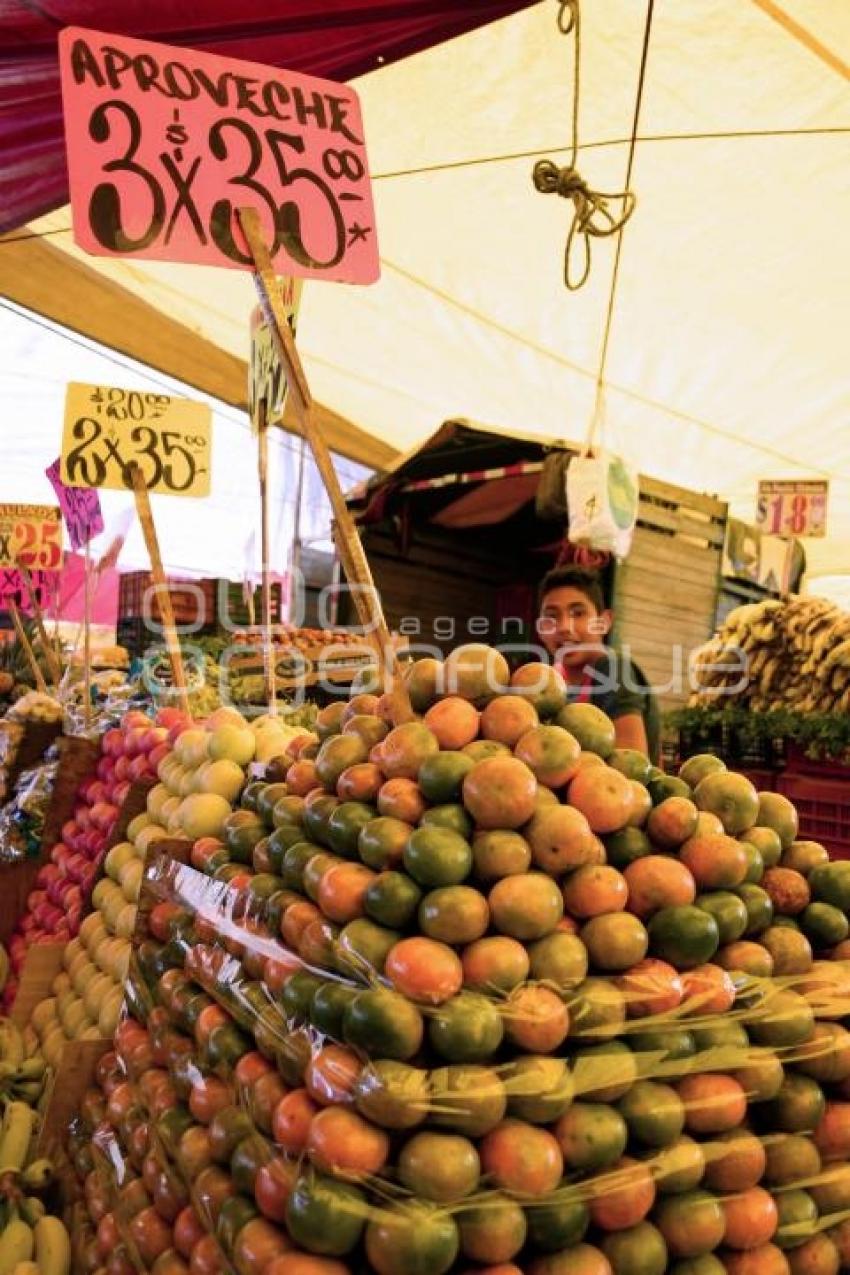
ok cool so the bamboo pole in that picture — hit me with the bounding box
[128,464,191,717]
[236,206,412,724]
[256,398,278,716]
[18,565,62,685]
[8,599,48,694]
[83,538,92,727]
[290,434,307,625]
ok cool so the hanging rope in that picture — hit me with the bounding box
[586,0,656,451]
[532,0,638,291]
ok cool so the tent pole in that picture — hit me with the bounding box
[8,599,47,695]
[19,566,62,685]
[83,537,92,727]
[257,398,277,716]
[290,435,307,626]
[128,465,191,718]
[236,206,411,725]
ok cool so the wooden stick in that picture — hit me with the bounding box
[83,537,92,727]
[128,464,191,717]
[257,398,278,716]
[289,435,307,624]
[18,565,62,685]
[8,599,48,694]
[237,207,412,724]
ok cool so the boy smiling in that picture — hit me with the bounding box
[537,565,660,761]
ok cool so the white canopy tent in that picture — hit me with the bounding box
[2,0,848,590]
[0,301,369,579]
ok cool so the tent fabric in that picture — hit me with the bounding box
[432,470,542,527]
[1,0,849,587]
[0,0,535,231]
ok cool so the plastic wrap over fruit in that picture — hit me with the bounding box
[67,661,850,1274]
[61,687,139,742]
[90,827,850,1275]
[0,756,58,864]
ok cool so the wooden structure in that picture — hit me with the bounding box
[347,421,729,713]
[10,942,64,1029]
[612,478,727,711]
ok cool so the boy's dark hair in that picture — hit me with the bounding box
[538,566,608,613]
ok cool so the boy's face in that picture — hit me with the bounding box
[537,585,612,665]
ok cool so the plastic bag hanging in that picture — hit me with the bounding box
[567,449,639,559]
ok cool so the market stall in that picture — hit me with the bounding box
[0,1,848,1272]
[347,419,728,714]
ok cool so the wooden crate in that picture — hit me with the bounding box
[37,1037,111,1159]
[613,477,727,713]
[118,571,217,627]
[0,858,41,946]
[7,719,63,790]
[40,735,100,853]
[10,942,64,1029]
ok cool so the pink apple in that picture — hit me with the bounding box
[148,744,170,770]
[91,802,117,832]
[124,726,150,758]
[167,718,191,744]
[156,706,185,729]
[85,831,107,856]
[113,780,131,805]
[122,710,153,731]
[103,728,125,758]
[128,755,152,782]
[79,778,100,804]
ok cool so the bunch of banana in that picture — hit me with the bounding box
[690,594,850,712]
[0,1057,49,1110]
[0,1205,70,1275]
[0,1023,49,1112]
[0,1022,25,1071]
[0,1110,57,1191]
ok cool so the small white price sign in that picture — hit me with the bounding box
[756,480,828,538]
[0,505,63,571]
[249,280,302,428]
[61,382,212,498]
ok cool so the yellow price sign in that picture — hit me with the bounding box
[0,505,63,571]
[61,382,212,498]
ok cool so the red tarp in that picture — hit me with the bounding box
[0,0,535,233]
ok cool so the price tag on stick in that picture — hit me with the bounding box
[0,505,63,571]
[61,382,212,497]
[45,458,104,549]
[0,569,52,616]
[58,27,379,284]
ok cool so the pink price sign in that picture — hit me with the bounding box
[45,458,104,550]
[0,569,54,616]
[58,27,379,284]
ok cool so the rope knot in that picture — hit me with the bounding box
[532,159,588,201]
[532,158,636,289]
